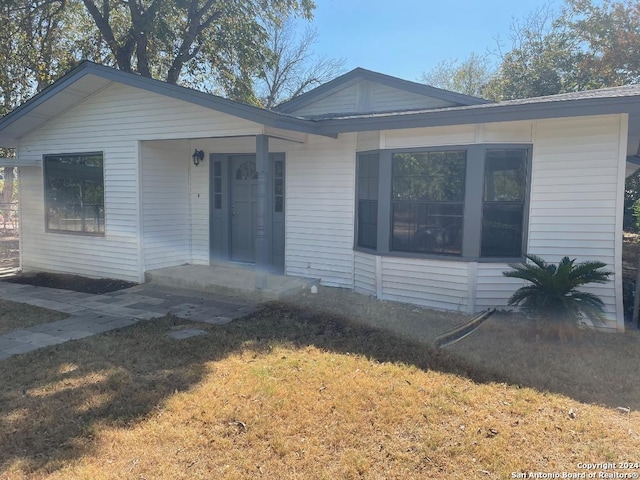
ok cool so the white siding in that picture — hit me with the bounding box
[141,141,189,271]
[189,141,210,265]
[383,125,476,149]
[285,133,356,287]
[380,257,469,311]
[475,263,524,310]
[527,115,623,326]
[354,251,376,295]
[291,80,457,117]
[371,83,453,111]
[294,84,358,116]
[18,82,262,282]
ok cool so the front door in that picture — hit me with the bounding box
[210,152,285,271]
[230,155,258,263]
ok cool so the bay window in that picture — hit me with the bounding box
[355,144,530,260]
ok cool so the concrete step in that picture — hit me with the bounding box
[145,264,318,300]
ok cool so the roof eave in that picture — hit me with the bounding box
[0,61,336,141]
[315,97,640,135]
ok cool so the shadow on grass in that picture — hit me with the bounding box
[0,301,636,475]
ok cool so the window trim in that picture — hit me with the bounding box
[354,144,532,262]
[43,151,105,237]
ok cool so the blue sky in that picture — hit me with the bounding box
[296,0,563,81]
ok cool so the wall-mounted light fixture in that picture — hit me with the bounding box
[192,149,205,166]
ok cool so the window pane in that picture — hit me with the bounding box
[45,153,104,234]
[357,200,378,249]
[214,193,222,210]
[356,154,379,249]
[481,203,524,257]
[392,151,465,201]
[275,178,284,196]
[214,177,222,193]
[275,196,284,213]
[484,149,527,201]
[392,202,463,255]
[213,161,222,177]
[481,148,527,257]
[275,160,284,178]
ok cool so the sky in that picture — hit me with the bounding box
[295,0,563,82]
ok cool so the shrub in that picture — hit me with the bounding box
[503,255,612,330]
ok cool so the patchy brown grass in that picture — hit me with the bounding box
[0,299,67,335]
[1,303,639,480]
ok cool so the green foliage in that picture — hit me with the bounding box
[474,0,640,101]
[420,53,495,98]
[503,254,612,325]
[625,169,640,232]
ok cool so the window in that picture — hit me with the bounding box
[354,145,530,260]
[481,149,527,257]
[213,160,222,209]
[274,159,284,213]
[356,153,379,249]
[392,151,466,255]
[44,152,104,235]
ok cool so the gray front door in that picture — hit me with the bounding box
[210,152,285,272]
[230,155,258,263]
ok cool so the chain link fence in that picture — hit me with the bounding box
[0,201,18,236]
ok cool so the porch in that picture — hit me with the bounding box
[144,263,318,300]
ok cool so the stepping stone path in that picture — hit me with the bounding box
[0,282,257,360]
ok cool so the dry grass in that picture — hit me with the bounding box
[0,299,67,335]
[1,303,639,479]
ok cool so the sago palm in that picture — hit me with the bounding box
[503,254,612,325]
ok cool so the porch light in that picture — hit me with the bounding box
[192,149,204,166]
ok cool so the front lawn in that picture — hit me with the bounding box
[0,299,67,335]
[1,302,639,479]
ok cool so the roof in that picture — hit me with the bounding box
[2,62,640,147]
[0,61,324,147]
[309,85,640,135]
[274,67,491,114]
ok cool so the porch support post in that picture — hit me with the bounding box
[255,134,270,289]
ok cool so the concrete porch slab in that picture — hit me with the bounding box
[145,264,318,300]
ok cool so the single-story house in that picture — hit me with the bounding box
[1,61,639,331]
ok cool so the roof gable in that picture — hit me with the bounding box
[0,61,322,147]
[274,67,491,116]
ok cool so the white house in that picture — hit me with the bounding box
[1,61,638,331]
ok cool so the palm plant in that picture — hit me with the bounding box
[503,254,612,326]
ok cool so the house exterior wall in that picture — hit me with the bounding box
[141,140,190,271]
[14,78,626,330]
[17,82,262,282]
[349,115,625,329]
[284,133,357,287]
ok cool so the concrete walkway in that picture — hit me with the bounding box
[0,281,258,361]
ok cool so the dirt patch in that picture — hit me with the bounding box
[4,271,136,294]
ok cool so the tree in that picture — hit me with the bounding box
[484,0,640,100]
[503,254,612,332]
[255,16,345,109]
[565,0,640,88]
[420,53,495,98]
[75,0,315,101]
[484,4,584,100]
